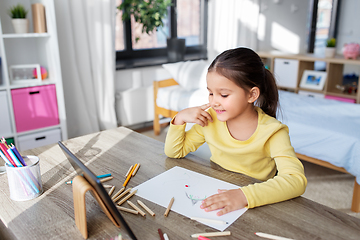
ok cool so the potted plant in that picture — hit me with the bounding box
[8,4,29,34]
[325,38,336,58]
[118,0,186,62]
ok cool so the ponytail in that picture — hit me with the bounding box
[255,68,279,118]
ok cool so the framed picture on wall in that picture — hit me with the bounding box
[300,70,327,90]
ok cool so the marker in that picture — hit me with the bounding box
[163,233,169,240]
[191,217,228,225]
[158,229,165,240]
[255,232,294,240]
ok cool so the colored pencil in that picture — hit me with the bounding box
[164,197,174,217]
[158,228,165,240]
[127,200,146,217]
[191,231,231,238]
[137,200,155,216]
[116,206,138,215]
[113,188,131,202]
[108,186,115,196]
[125,165,133,177]
[132,163,140,176]
[100,176,113,183]
[111,187,125,200]
[117,189,137,205]
[123,164,137,187]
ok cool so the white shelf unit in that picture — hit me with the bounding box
[0,0,67,151]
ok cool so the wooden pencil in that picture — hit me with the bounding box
[116,206,138,215]
[111,187,125,200]
[100,176,113,183]
[127,200,146,217]
[164,197,174,217]
[103,184,113,188]
[113,188,131,202]
[137,200,155,216]
[125,165,133,177]
[117,189,138,205]
[108,186,115,196]
[132,164,141,176]
[191,231,231,238]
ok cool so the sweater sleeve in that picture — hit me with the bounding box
[164,119,206,158]
[240,127,307,208]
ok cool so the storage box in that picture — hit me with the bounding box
[325,95,356,103]
[17,128,61,151]
[0,91,13,136]
[274,58,299,89]
[11,85,59,133]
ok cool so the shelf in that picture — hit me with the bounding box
[2,33,50,39]
[9,79,56,89]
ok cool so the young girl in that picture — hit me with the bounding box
[164,47,307,216]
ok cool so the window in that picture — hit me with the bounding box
[308,0,341,53]
[115,0,208,69]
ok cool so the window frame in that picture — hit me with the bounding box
[115,0,208,69]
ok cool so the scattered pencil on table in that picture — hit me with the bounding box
[191,217,228,225]
[158,228,165,240]
[255,232,294,240]
[113,188,131,202]
[123,164,137,187]
[112,187,125,200]
[137,200,155,216]
[164,197,174,217]
[127,200,146,217]
[117,189,138,205]
[132,163,140,176]
[125,165,133,177]
[116,206,138,215]
[100,176,113,183]
[191,231,231,238]
[103,184,113,188]
[108,186,115,196]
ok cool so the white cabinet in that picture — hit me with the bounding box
[274,58,299,89]
[0,0,67,151]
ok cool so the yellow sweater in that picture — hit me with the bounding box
[164,107,307,208]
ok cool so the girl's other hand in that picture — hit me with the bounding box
[173,103,212,127]
[200,189,248,216]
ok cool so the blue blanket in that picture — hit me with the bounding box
[278,90,360,184]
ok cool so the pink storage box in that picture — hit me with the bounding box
[325,95,356,103]
[11,85,59,133]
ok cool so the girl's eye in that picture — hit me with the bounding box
[221,95,228,98]
[209,93,213,96]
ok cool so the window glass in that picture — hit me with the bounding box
[177,0,201,46]
[314,0,333,54]
[131,16,168,50]
[115,0,124,51]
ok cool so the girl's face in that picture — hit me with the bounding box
[207,71,253,122]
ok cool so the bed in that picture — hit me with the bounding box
[153,78,360,212]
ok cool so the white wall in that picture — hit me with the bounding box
[115,0,360,126]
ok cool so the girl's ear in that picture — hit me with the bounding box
[248,87,260,103]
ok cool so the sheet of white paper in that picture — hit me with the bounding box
[133,166,247,231]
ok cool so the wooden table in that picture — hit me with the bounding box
[1,127,360,240]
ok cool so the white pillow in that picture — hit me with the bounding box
[162,60,208,91]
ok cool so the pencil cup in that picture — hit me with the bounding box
[5,155,43,201]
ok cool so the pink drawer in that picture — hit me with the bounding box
[11,85,59,132]
[325,95,356,103]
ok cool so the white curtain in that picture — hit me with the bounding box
[54,0,117,139]
[207,0,260,60]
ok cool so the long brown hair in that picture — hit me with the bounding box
[208,47,279,118]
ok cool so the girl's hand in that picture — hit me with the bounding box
[173,103,212,127]
[200,189,248,216]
